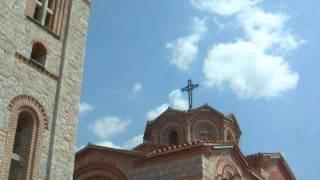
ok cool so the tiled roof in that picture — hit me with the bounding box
[76,143,147,157]
[148,140,234,157]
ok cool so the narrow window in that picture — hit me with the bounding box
[32,0,55,28]
[8,111,34,180]
[169,131,178,145]
[26,0,71,37]
[31,42,47,66]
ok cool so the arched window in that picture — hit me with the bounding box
[31,42,47,66]
[193,121,218,141]
[1,95,48,180]
[9,110,35,180]
[169,131,178,145]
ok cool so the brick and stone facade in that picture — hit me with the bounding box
[0,0,91,179]
[74,105,296,180]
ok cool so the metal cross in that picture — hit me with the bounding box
[181,79,199,111]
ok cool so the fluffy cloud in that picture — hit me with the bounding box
[191,0,259,16]
[169,89,189,110]
[238,8,302,52]
[146,89,188,120]
[166,17,207,70]
[79,102,94,115]
[203,40,299,99]
[132,82,143,93]
[190,0,303,99]
[90,116,130,139]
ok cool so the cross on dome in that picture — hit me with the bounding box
[181,79,199,111]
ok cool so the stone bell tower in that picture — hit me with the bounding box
[0,0,91,179]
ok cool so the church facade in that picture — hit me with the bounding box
[0,0,91,179]
[74,105,295,180]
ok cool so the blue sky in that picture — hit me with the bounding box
[77,0,320,179]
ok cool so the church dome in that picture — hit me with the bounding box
[142,104,241,147]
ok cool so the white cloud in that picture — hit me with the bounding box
[90,116,130,139]
[146,89,188,120]
[213,17,226,29]
[166,17,207,70]
[238,8,303,52]
[203,40,299,99]
[79,102,94,115]
[191,0,260,16]
[123,134,144,149]
[189,0,303,99]
[169,89,189,110]
[132,82,143,93]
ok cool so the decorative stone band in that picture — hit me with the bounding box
[15,52,58,81]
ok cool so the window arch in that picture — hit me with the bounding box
[169,131,178,145]
[31,42,47,66]
[74,162,128,180]
[159,122,183,145]
[215,156,243,180]
[192,120,220,141]
[1,95,48,180]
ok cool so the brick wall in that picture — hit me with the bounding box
[128,155,204,180]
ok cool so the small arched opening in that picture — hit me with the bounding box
[169,131,178,145]
[31,42,47,66]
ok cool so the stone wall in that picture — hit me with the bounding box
[46,1,91,179]
[0,0,91,179]
[128,155,204,180]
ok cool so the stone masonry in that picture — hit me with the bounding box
[0,0,91,179]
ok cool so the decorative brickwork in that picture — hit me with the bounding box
[1,95,48,180]
[75,162,128,180]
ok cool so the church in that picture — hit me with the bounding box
[74,103,296,179]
